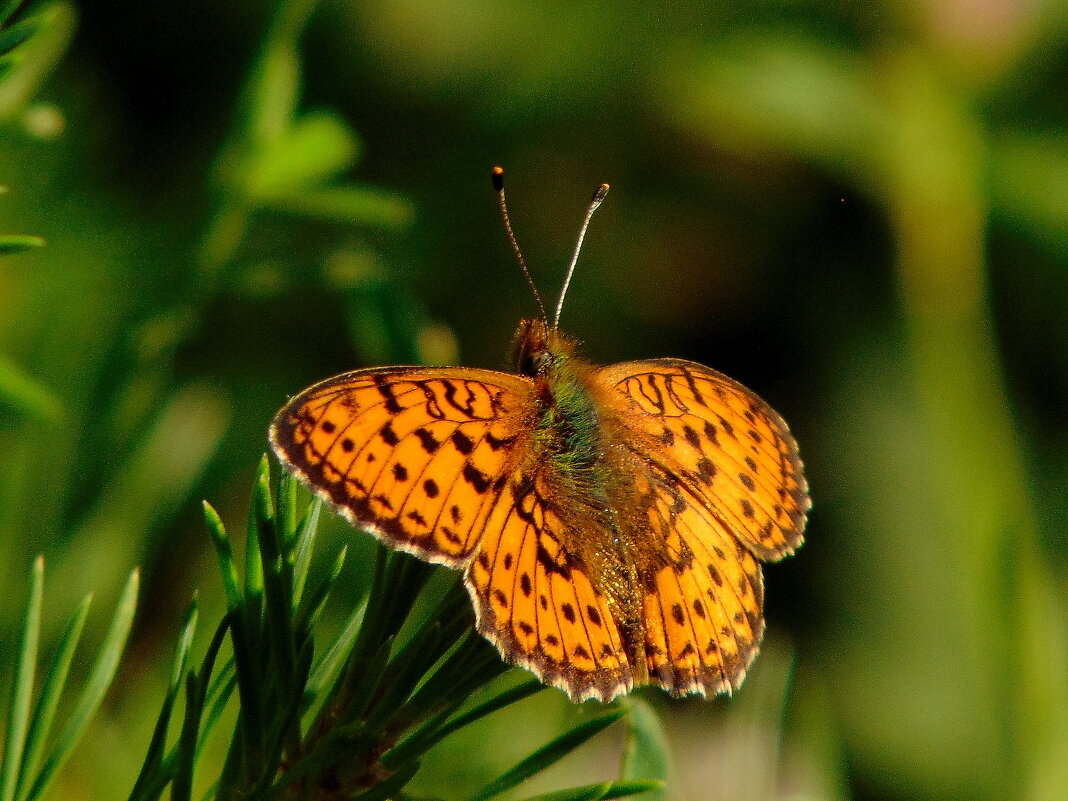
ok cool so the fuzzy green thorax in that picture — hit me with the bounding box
[512,318,613,513]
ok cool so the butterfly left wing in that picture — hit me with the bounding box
[270,367,535,566]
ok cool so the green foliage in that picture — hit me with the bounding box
[0,0,73,121]
[0,559,138,801]
[619,698,668,801]
[201,0,411,274]
[120,458,665,800]
[0,232,43,255]
[0,0,68,417]
[0,353,61,421]
[0,466,665,800]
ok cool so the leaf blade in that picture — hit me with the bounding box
[620,698,669,801]
[470,710,628,801]
[14,594,92,801]
[1,557,44,801]
[24,568,139,801]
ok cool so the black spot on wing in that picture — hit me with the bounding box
[380,421,400,446]
[486,431,518,450]
[451,430,475,454]
[414,428,441,452]
[682,425,701,448]
[462,464,491,493]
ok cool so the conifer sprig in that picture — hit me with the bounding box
[125,457,666,800]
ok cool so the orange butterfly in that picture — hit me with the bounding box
[270,168,810,702]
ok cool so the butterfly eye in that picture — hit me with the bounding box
[516,346,550,377]
[518,351,537,377]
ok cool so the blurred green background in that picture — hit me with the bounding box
[1,0,1066,798]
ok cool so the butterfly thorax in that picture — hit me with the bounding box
[513,319,604,479]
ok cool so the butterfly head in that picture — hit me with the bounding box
[512,317,578,378]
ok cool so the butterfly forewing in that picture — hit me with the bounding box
[269,367,535,566]
[595,359,810,560]
[630,463,766,695]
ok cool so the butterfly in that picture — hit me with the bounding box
[270,168,810,702]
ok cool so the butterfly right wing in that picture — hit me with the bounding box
[625,460,767,696]
[595,358,809,560]
[592,358,809,696]
[270,367,536,567]
[272,365,633,701]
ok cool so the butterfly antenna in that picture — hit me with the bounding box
[493,166,548,325]
[553,182,610,328]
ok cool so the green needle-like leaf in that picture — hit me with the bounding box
[243,457,268,624]
[126,598,198,801]
[192,619,236,762]
[363,622,445,732]
[195,672,237,763]
[254,456,299,695]
[336,636,395,726]
[303,592,365,715]
[170,599,200,692]
[0,234,44,254]
[620,698,668,801]
[169,672,203,801]
[290,498,321,606]
[599,783,667,801]
[348,760,420,801]
[517,780,666,801]
[394,633,508,727]
[203,501,242,610]
[362,580,475,731]
[295,543,348,637]
[470,710,628,801]
[526,787,608,801]
[381,677,544,770]
[277,471,298,546]
[25,568,139,801]
[1,557,43,801]
[15,594,91,801]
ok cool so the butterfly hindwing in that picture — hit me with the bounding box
[629,463,765,696]
[466,467,632,702]
[270,367,534,565]
[590,358,806,695]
